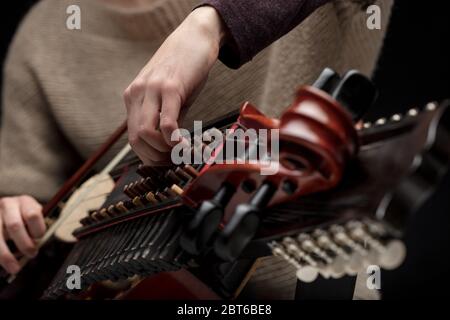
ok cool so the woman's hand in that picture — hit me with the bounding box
[124,6,227,164]
[0,195,46,274]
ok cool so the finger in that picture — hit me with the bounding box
[160,92,182,147]
[2,199,37,258]
[139,95,171,153]
[0,215,20,274]
[19,196,45,239]
[3,226,9,241]
[131,136,169,165]
[123,80,145,113]
[124,78,145,146]
[126,85,154,163]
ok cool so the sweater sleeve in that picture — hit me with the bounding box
[0,27,82,202]
[197,0,331,68]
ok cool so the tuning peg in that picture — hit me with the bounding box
[313,68,341,93]
[333,70,378,121]
[362,220,406,269]
[375,118,387,126]
[346,221,382,265]
[214,182,276,261]
[296,234,340,279]
[270,242,319,283]
[313,229,349,278]
[181,183,235,255]
[297,234,333,264]
[345,220,406,270]
[391,114,402,122]
[312,68,378,122]
[407,108,419,117]
[282,237,318,268]
[426,102,437,111]
[363,219,388,237]
[379,240,407,270]
[329,225,367,275]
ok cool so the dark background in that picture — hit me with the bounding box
[1,0,449,299]
[370,0,450,299]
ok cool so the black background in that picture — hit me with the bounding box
[1,0,449,299]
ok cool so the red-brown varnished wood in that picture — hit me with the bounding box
[182,86,358,226]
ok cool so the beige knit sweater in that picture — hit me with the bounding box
[0,0,392,202]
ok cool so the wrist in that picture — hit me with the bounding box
[189,6,228,50]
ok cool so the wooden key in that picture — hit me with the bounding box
[133,180,148,194]
[145,192,158,205]
[80,216,93,226]
[184,164,199,177]
[171,184,184,196]
[163,187,177,198]
[123,184,136,198]
[107,205,120,217]
[155,192,168,201]
[127,182,141,196]
[132,196,144,207]
[98,208,110,219]
[165,170,183,185]
[124,200,135,210]
[91,211,102,222]
[175,167,192,181]
[116,202,128,213]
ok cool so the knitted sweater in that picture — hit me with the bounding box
[0,0,393,202]
[201,0,331,68]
